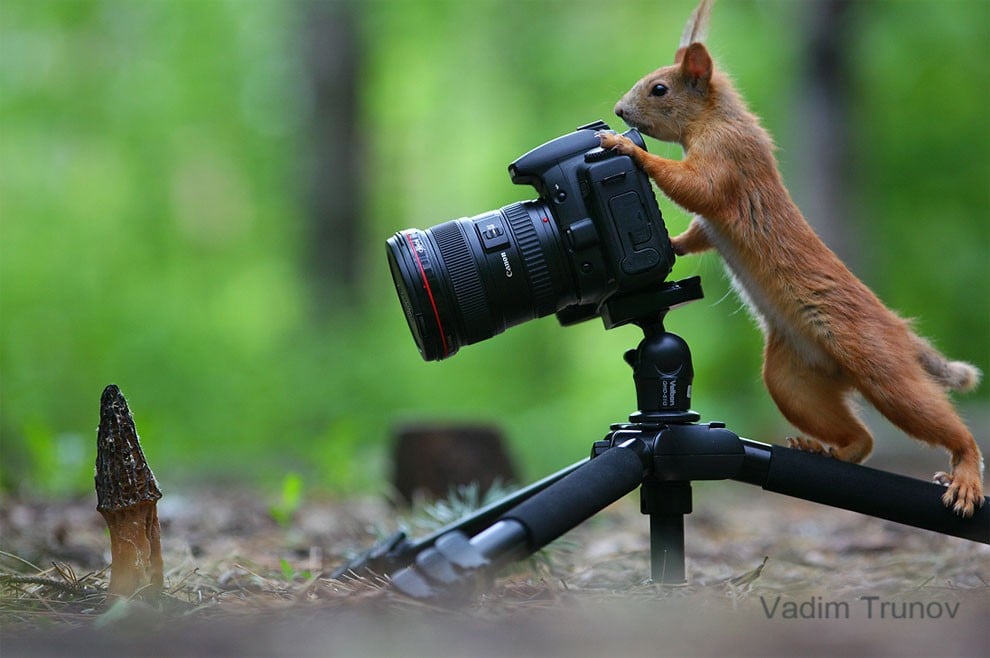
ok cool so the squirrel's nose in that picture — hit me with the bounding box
[614,103,624,118]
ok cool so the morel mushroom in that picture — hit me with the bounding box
[95,384,163,599]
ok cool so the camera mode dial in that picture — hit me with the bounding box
[584,146,614,163]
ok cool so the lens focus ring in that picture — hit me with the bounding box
[503,203,555,315]
[431,221,492,340]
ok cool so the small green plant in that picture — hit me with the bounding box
[405,480,513,536]
[269,472,304,527]
[278,558,312,583]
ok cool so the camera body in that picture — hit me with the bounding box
[509,120,675,326]
[386,120,677,361]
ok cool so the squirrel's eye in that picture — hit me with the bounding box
[650,84,669,97]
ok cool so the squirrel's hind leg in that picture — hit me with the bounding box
[763,332,874,464]
[858,372,984,517]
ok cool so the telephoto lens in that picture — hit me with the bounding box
[387,121,676,361]
[386,200,573,361]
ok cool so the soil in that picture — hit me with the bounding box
[1,478,988,658]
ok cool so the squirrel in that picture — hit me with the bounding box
[597,0,984,516]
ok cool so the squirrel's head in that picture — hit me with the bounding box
[614,42,714,146]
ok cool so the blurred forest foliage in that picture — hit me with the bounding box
[1,0,987,496]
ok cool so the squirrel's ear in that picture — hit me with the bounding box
[680,43,712,92]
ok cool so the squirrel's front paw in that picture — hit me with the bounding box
[596,131,637,155]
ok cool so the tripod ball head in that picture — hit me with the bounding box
[625,320,699,424]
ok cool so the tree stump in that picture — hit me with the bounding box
[391,422,517,505]
[95,384,163,600]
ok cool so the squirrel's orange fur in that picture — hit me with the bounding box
[599,0,984,516]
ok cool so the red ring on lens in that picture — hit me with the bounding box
[403,231,449,359]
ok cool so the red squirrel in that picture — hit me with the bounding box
[598,0,984,516]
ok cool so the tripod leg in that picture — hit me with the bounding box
[650,514,685,584]
[390,438,651,603]
[331,457,588,578]
[736,438,990,543]
[641,480,692,584]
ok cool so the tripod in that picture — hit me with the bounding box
[334,276,989,603]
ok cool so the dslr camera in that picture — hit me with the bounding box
[386,120,677,361]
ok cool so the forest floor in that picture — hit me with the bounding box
[2,466,988,658]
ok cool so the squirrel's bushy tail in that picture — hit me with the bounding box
[915,336,982,392]
[679,0,715,50]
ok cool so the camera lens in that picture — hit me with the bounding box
[386,201,573,360]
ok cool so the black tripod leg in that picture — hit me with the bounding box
[650,514,685,583]
[406,457,591,552]
[737,439,990,543]
[390,438,651,603]
[641,480,692,584]
[330,458,589,579]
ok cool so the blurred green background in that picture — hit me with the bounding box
[1,0,987,497]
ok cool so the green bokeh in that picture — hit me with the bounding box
[1,0,986,496]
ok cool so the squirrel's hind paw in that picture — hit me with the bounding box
[935,470,984,518]
[786,436,833,456]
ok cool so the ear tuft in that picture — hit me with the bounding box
[680,43,712,91]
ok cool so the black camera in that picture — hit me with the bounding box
[386,120,676,361]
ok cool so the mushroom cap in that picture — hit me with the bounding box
[95,384,162,512]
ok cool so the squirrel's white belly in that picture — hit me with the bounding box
[696,216,832,368]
